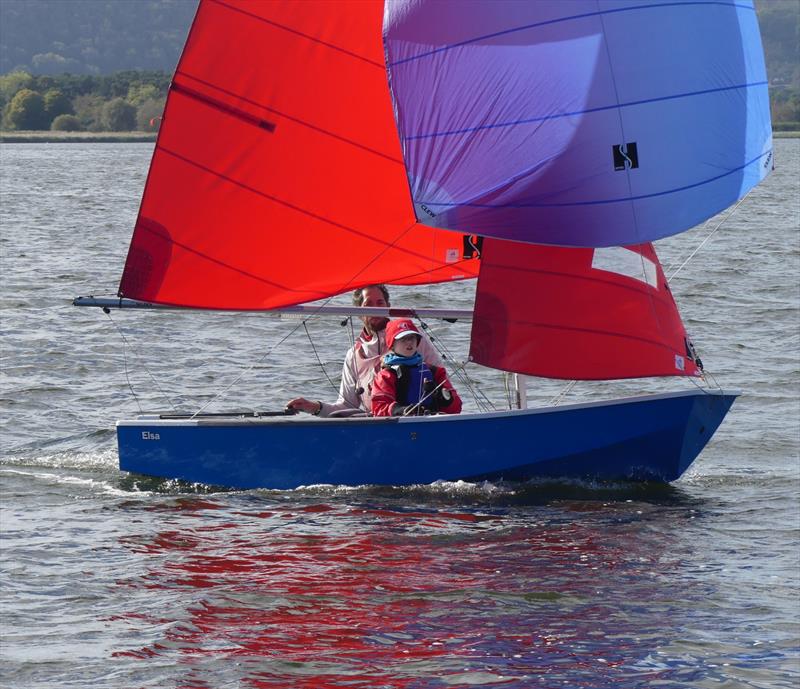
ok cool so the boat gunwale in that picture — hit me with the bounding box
[116,388,740,428]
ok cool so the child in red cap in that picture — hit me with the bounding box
[371,318,462,417]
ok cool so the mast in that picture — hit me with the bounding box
[514,375,527,410]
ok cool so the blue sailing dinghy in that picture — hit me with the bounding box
[76,0,771,488]
[116,390,737,489]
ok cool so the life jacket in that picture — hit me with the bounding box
[388,363,438,410]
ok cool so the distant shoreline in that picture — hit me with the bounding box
[1,130,798,143]
[0,131,157,143]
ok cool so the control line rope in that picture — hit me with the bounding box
[105,309,175,413]
[302,321,339,393]
[415,315,495,413]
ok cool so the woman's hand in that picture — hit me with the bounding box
[286,398,322,415]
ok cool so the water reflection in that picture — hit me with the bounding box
[109,492,718,688]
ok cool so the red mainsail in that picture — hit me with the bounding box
[119,0,478,309]
[469,240,702,380]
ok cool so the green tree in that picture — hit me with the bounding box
[4,88,48,130]
[72,94,105,131]
[101,97,136,131]
[127,82,159,106]
[43,89,73,121]
[135,96,165,131]
[0,71,34,111]
[51,114,83,131]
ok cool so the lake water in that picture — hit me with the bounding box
[1,140,798,688]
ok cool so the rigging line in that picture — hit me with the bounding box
[549,380,578,407]
[302,322,339,394]
[344,315,375,410]
[345,314,362,403]
[456,363,494,413]
[190,310,321,418]
[453,359,494,412]
[415,315,494,412]
[503,373,513,410]
[402,358,471,416]
[189,223,418,415]
[335,221,420,295]
[450,361,492,413]
[507,374,516,410]
[666,189,753,283]
[103,310,177,414]
[698,368,723,393]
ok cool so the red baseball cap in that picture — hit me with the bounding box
[385,318,422,349]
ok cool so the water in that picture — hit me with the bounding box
[1,141,798,688]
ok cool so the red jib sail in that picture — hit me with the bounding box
[469,240,702,380]
[118,0,479,310]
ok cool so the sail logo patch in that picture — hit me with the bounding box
[462,234,483,259]
[613,142,639,171]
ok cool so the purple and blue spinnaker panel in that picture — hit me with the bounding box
[383,0,772,247]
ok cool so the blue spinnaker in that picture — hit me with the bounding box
[384,0,772,247]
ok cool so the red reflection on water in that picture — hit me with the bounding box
[112,500,672,687]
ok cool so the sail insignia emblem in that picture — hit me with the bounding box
[613,142,639,171]
[462,235,483,259]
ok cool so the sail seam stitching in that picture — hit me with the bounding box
[208,0,384,68]
[415,149,772,208]
[483,265,670,299]
[172,71,405,165]
[388,1,756,67]
[404,81,769,140]
[153,146,455,266]
[477,319,686,352]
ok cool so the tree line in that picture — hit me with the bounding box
[0,68,797,133]
[0,71,170,132]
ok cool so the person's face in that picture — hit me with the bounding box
[392,335,419,357]
[360,287,389,334]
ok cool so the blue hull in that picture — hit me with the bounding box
[117,390,737,489]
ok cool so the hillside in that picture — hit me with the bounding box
[0,0,796,85]
[0,0,196,75]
